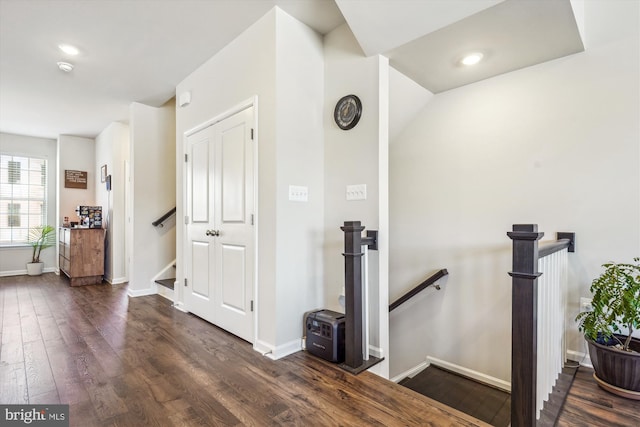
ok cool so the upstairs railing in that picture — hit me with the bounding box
[389,269,448,312]
[508,224,575,427]
[152,207,176,228]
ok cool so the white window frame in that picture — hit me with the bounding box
[0,154,48,246]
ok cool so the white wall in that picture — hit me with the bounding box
[95,122,130,284]
[176,8,324,358]
[57,135,96,225]
[274,10,326,351]
[128,100,176,296]
[0,133,57,275]
[175,9,278,346]
[389,67,433,143]
[175,7,326,356]
[323,23,390,376]
[388,0,639,380]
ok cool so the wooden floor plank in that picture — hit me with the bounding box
[0,280,5,343]
[23,338,57,398]
[556,368,640,427]
[1,324,24,365]
[0,362,28,404]
[17,283,42,344]
[1,284,23,365]
[7,273,635,427]
[44,339,91,405]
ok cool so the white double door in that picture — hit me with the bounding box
[185,106,255,342]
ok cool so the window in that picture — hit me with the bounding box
[0,154,48,245]
[8,203,20,227]
[8,160,21,183]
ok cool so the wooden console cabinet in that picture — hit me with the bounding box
[59,227,105,286]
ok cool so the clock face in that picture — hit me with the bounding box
[334,95,362,130]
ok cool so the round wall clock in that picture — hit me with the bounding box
[334,94,362,130]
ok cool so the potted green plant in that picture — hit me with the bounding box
[576,258,640,400]
[26,225,55,276]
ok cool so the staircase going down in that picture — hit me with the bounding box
[400,365,510,427]
[155,278,175,290]
[155,263,176,292]
[399,363,578,427]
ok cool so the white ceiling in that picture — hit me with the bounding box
[335,0,504,56]
[384,0,584,93]
[0,0,584,140]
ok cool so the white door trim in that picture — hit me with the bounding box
[184,96,256,138]
[182,96,259,346]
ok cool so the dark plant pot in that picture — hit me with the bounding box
[587,334,640,399]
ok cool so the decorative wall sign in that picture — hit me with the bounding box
[106,175,112,191]
[65,170,88,189]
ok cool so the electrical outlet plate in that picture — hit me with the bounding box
[289,185,308,202]
[346,184,366,201]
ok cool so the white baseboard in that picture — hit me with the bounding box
[567,349,592,368]
[156,285,174,302]
[128,286,157,297]
[427,356,511,392]
[0,267,56,277]
[269,339,302,360]
[390,360,429,383]
[172,301,187,312]
[109,277,128,285]
[253,339,301,360]
[0,270,23,277]
[254,340,275,357]
[369,345,384,360]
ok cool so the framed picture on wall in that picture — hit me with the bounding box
[101,164,107,182]
[106,174,112,191]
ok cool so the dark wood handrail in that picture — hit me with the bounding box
[539,240,570,258]
[152,207,176,227]
[389,269,448,312]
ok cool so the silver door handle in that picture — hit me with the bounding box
[206,229,220,237]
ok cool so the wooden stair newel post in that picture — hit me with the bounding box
[341,221,365,369]
[507,224,544,427]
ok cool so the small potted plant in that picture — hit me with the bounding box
[576,257,640,399]
[26,225,55,276]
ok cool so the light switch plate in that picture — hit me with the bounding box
[346,184,366,201]
[289,185,308,202]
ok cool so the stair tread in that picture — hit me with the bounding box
[400,366,510,427]
[400,364,578,427]
[156,278,175,290]
[398,377,412,386]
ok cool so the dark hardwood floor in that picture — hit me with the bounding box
[556,367,640,427]
[1,273,489,427]
[2,273,639,427]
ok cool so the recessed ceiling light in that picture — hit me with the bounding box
[461,52,484,66]
[57,62,74,72]
[58,44,79,56]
